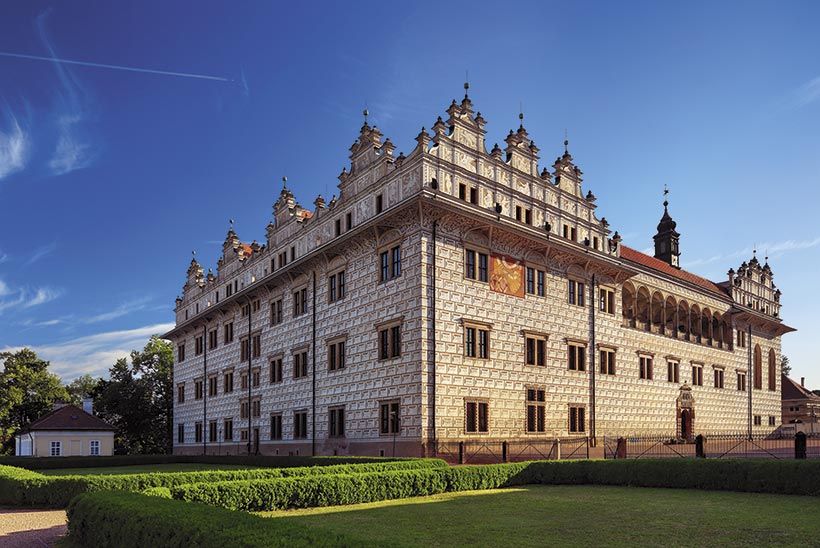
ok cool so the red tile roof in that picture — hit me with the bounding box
[25,404,115,432]
[620,246,728,298]
[782,375,820,401]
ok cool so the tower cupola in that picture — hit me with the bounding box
[653,189,681,268]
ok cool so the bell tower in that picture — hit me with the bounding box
[653,187,681,268]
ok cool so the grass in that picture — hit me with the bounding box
[38,463,259,476]
[260,485,820,547]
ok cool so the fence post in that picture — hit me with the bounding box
[556,438,561,460]
[502,441,508,463]
[695,434,705,458]
[616,437,627,459]
[458,441,464,464]
[795,432,807,459]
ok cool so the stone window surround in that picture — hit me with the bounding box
[464,397,490,435]
[460,318,492,360]
[326,334,348,372]
[524,385,547,434]
[375,316,403,361]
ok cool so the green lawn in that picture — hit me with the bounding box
[38,463,259,475]
[260,485,820,547]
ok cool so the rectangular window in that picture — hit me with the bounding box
[240,372,248,390]
[208,376,218,397]
[224,419,233,441]
[241,303,250,317]
[599,288,615,314]
[465,401,489,433]
[293,288,308,317]
[270,414,283,440]
[459,183,467,200]
[89,440,100,456]
[293,350,309,378]
[252,334,261,358]
[252,299,261,313]
[526,388,546,433]
[754,415,762,426]
[639,356,654,380]
[177,383,185,403]
[270,299,283,325]
[737,330,746,348]
[568,343,586,371]
[525,336,546,367]
[714,368,725,389]
[252,367,261,388]
[335,218,341,236]
[378,323,402,360]
[224,322,234,344]
[469,186,478,204]
[345,212,352,231]
[195,422,203,443]
[226,282,234,297]
[194,379,203,400]
[599,348,616,375]
[569,406,586,433]
[209,420,217,443]
[667,361,680,383]
[524,209,532,225]
[177,424,184,443]
[768,416,776,426]
[270,358,283,383]
[328,340,346,371]
[737,371,747,391]
[252,398,261,418]
[465,249,489,282]
[240,429,248,441]
[328,271,346,302]
[50,441,61,456]
[568,280,585,306]
[379,401,400,435]
[526,267,535,295]
[208,329,218,350]
[537,270,545,296]
[329,407,346,437]
[240,337,250,362]
[224,371,234,393]
[240,401,249,420]
[177,343,186,363]
[376,194,383,213]
[692,364,703,386]
[294,411,308,439]
[465,325,490,359]
[379,245,402,282]
[516,205,522,221]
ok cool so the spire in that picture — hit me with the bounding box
[653,185,681,268]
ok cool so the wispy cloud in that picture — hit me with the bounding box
[781,76,820,110]
[0,110,30,181]
[24,242,56,266]
[0,322,175,380]
[683,237,820,269]
[0,251,8,264]
[83,297,152,324]
[0,278,61,313]
[49,113,92,175]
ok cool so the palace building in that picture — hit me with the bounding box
[165,88,794,457]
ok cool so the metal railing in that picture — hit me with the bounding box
[434,437,589,464]
[603,432,820,460]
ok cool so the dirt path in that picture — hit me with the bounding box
[0,507,67,547]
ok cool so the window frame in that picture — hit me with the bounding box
[464,399,490,434]
[525,387,546,433]
[379,400,401,435]
[567,340,587,372]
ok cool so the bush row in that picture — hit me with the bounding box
[0,458,447,507]
[67,490,356,548]
[174,458,820,511]
[0,453,409,471]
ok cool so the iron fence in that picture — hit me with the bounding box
[434,437,589,464]
[603,432,820,460]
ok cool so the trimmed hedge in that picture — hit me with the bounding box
[0,458,447,507]
[0,453,410,471]
[67,490,355,547]
[175,459,820,512]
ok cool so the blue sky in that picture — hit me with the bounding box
[0,1,818,386]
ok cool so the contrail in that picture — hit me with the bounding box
[0,51,233,83]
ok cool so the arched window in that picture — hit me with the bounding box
[753,345,762,390]
[768,349,777,391]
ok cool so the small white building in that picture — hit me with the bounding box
[15,400,115,457]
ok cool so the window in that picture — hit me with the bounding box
[240,401,249,419]
[469,186,478,204]
[459,182,467,201]
[50,441,61,456]
[379,245,402,282]
[194,379,203,400]
[177,383,185,403]
[737,371,747,391]
[224,371,234,393]
[639,356,653,380]
[226,282,234,297]
[208,329,218,350]
[251,398,261,418]
[241,303,250,317]
[293,287,308,317]
[177,343,186,363]
[599,287,615,314]
[737,329,746,348]
[240,337,250,362]
[195,422,203,443]
[278,252,287,269]
[177,424,184,444]
[465,249,489,282]
[754,345,762,390]
[524,209,532,225]
[293,350,308,378]
[754,415,762,426]
[224,322,234,344]
[345,212,352,231]
[563,224,577,241]
[89,440,100,456]
[465,401,489,433]
[240,429,249,441]
[465,324,489,359]
[270,414,282,440]
[667,361,680,383]
[329,407,346,437]
[526,267,535,295]
[252,367,261,388]
[526,388,546,433]
[240,371,248,390]
[335,218,341,236]
[692,364,703,386]
[380,401,400,435]
[294,411,308,439]
[714,368,725,389]
[599,348,616,375]
[252,334,261,358]
[768,416,776,426]
[328,271,346,302]
[569,406,586,433]
[290,246,295,262]
[270,357,283,383]
[208,375,218,397]
[224,419,233,441]
[525,335,547,367]
[768,350,777,391]
[537,270,545,296]
[516,205,522,221]
[270,299,283,325]
[378,322,402,360]
[375,194,383,214]
[209,420,217,443]
[328,339,346,371]
[568,343,586,371]
[568,280,585,306]
[252,299,261,313]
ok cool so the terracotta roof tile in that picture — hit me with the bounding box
[620,246,727,298]
[26,404,115,432]
[782,375,820,401]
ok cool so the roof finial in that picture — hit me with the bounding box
[192,249,196,258]
[282,176,288,190]
[663,184,669,208]
[464,71,470,98]
[363,107,369,126]
[518,102,524,128]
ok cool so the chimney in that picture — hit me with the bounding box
[801,377,805,388]
[82,398,93,415]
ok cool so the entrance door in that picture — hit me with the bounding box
[680,410,690,439]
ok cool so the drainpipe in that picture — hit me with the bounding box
[203,324,207,456]
[748,324,753,440]
[430,220,437,455]
[248,300,252,455]
[312,271,317,456]
[589,274,597,445]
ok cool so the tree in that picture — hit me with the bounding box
[781,355,791,376]
[65,374,101,406]
[0,349,70,454]
[93,336,173,454]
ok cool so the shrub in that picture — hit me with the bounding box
[67,490,354,547]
